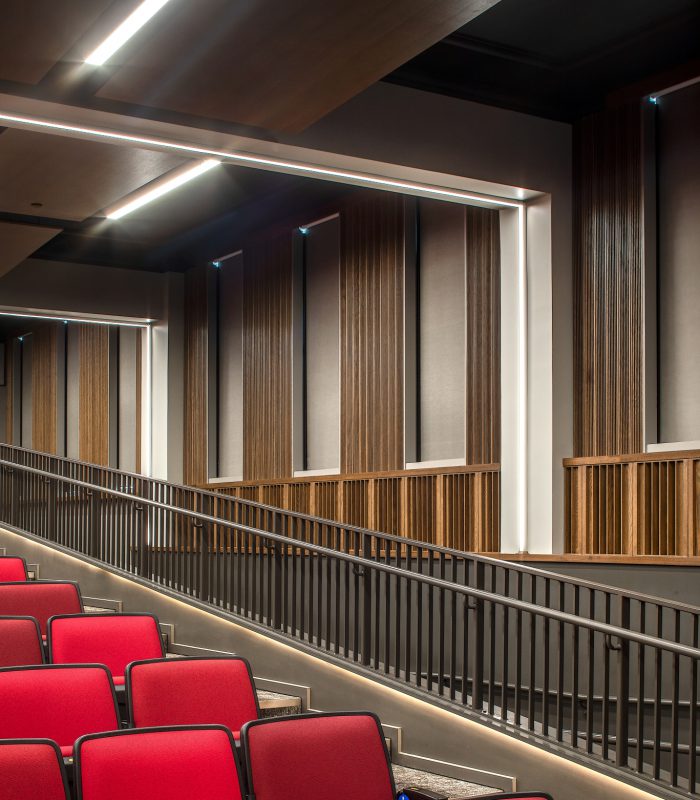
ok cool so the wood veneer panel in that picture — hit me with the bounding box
[31,325,58,454]
[564,453,700,556]
[243,235,293,481]
[78,324,110,466]
[573,104,643,457]
[183,265,209,486]
[465,206,501,464]
[341,193,404,473]
[97,0,500,133]
[3,342,14,445]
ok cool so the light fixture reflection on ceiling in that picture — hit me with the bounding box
[106,159,220,220]
[85,0,174,66]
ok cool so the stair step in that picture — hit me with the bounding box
[391,765,498,799]
[257,690,303,718]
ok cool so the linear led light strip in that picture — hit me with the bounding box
[107,159,220,219]
[0,310,151,328]
[0,112,521,210]
[0,110,529,549]
[85,0,174,66]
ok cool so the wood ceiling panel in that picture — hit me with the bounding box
[0,129,187,221]
[0,1,131,85]
[96,0,502,133]
[0,223,61,278]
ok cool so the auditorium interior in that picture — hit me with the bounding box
[0,1,699,799]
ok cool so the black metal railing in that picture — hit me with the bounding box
[2,445,698,652]
[0,451,699,798]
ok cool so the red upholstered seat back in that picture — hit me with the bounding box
[48,614,164,683]
[0,665,119,755]
[0,739,69,800]
[242,712,395,800]
[127,657,259,735]
[0,582,82,636]
[76,726,244,800]
[0,616,44,667]
[0,557,28,582]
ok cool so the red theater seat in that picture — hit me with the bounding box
[0,664,119,757]
[0,615,44,667]
[75,726,244,800]
[0,556,28,582]
[241,712,396,800]
[0,581,82,638]
[48,613,164,686]
[0,739,70,800]
[126,656,259,736]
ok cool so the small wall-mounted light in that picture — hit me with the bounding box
[18,336,23,343]
[649,96,658,104]
[298,227,309,235]
[211,261,221,269]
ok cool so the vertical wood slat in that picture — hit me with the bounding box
[243,234,293,481]
[564,453,700,556]
[573,104,643,457]
[79,323,110,466]
[31,325,58,455]
[465,206,501,464]
[3,340,14,445]
[340,193,404,473]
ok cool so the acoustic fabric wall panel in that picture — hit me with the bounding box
[657,81,700,444]
[118,327,140,473]
[573,104,643,457]
[341,193,405,473]
[243,235,293,481]
[218,253,244,480]
[418,200,466,462]
[302,216,340,472]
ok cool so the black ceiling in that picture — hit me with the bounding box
[385,0,700,121]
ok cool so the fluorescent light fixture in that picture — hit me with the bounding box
[85,0,174,65]
[106,159,220,220]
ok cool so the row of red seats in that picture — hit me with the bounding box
[0,717,552,800]
[0,554,552,800]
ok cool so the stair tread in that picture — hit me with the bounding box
[392,765,499,798]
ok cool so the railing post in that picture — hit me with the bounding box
[361,532,373,666]
[616,595,631,767]
[199,495,212,604]
[9,467,18,527]
[471,561,485,710]
[272,512,283,630]
[88,467,101,559]
[45,477,57,542]
[136,481,150,580]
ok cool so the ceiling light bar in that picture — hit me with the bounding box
[0,311,152,328]
[85,0,174,66]
[106,159,220,220]
[0,112,521,210]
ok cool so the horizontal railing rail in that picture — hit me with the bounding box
[2,444,699,650]
[0,453,699,797]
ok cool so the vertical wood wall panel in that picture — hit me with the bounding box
[243,235,293,480]
[79,324,110,466]
[3,343,14,445]
[31,325,58,454]
[340,193,404,473]
[573,104,643,457]
[465,206,501,464]
[183,265,209,485]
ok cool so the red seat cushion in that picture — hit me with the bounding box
[0,558,28,582]
[49,614,163,682]
[0,583,81,636]
[76,727,243,800]
[0,740,68,800]
[0,665,119,755]
[243,713,395,800]
[128,657,258,735]
[0,617,43,667]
